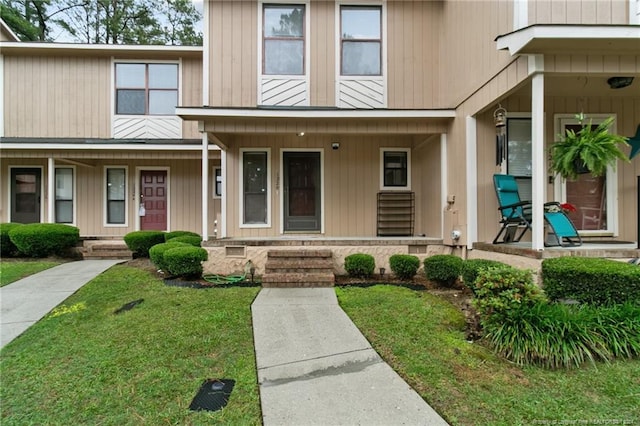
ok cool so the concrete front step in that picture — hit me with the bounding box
[265,259,333,273]
[262,273,335,288]
[80,240,132,260]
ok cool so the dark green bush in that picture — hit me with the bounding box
[149,242,190,272]
[168,235,202,247]
[484,302,640,369]
[389,254,420,281]
[8,223,79,258]
[461,259,511,294]
[164,231,201,242]
[542,257,640,305]
[1,223,23,257]
[424,254,463,287]
[344,253,375,278]
[164,246,208,277]
[123,231,166,257]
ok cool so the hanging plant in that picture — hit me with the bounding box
[549,113,629,180]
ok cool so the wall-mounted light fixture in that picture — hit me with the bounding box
[297,132,305,137]
[332,142,340,150]
[607,76,634,89]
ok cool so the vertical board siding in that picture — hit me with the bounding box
[182,57,203,138]
[528,0,629,24]
[309,0,335,106]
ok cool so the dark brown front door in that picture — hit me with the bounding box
[11,168,41,223]
[140,170,167,231]
[284,152,321,232]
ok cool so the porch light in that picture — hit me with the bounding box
[494,104,507,166]
[297,132,305,137]
[607,76,634,89]
[379,267,385,278]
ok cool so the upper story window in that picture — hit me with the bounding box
[263,4,305,75]
[340,5,381,76]
[115,63,178,115]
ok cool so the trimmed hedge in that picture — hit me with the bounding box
[424,254,463,287]
[461,259,511,294]
[8,223,79,258]
[124,231,166,258]
[149,242,190,272]
[1,223,23,257]
[164,246,208,277]
[344,253,375,278]
[389,254,420,280]
[542,257,640,305]
[168,235,202,247]
[165,231,201,242]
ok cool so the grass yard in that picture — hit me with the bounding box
[336,285,640,426]
[0,260,62,287]
[0,265,262,425]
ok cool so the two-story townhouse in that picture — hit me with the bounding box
[1,0,639,274]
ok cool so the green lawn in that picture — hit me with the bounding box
[336,285,640,426]
[0,265,262,425]
[0,260,61,287]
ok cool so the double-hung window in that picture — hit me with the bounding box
[506,118,532,202]
[263,4,305,75]
[115,63,178,115]
[340,5,382,76]
[106,167,127,225]
[381,148,410,190]
[241,150,270,226]
[55,167,74,224]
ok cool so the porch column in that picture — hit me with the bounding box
[531,73,545,250]
[201,132,209,241]
[440,133,447,239]
[221,149,227,238]
[465,116,478,249]
[47,157,54,223]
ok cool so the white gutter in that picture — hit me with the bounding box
[176,107,456,119]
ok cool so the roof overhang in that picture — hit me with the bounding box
[496,24,640,56]
[1,18,20,42]
[0,42,203,59]
[0,138,218,151]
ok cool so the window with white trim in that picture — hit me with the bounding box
[340,5,381,76]
[380,148,410,190]
[241,150,270,225]
[55,167,74,224]
[214,167,222,198]
[115,63,178,115]
[263,4,305,75]
[506,118,532,203]
[106,167,127,225]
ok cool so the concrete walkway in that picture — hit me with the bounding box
[1,259,122,349]
[252,288,449,426]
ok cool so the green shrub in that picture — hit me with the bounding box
[424,254,463,287]
[149,242,190,272]
[8,223,79,258]
[484,302,640,369]
[344,253,375,278]
[473,267,545,325]
[168,235,202,247]
[389,254,420,281]
[164,246,208,278]
[542,257,640,305]
[123,231,166,257]
[1,223,23,257]
[165,231,201,242]
[461,259,511,294]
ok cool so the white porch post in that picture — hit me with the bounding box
[47,157,54,223]
[201,132,209,241]
[440,133,447,239]
[465,116,478,249]
[221,149,227,238]
[531,73,545,250]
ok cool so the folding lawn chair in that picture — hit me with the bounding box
[492,174,532,244]
[543,202,582,247]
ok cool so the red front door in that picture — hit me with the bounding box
[140,170,167,231]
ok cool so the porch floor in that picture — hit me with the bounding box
[473,241,640,260]
[203,236,444,247]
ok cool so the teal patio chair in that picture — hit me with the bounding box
[492,174,532,244]
[543,202,582,247]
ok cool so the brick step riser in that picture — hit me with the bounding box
[262,282,335,288]
[265,269,334,274]
[267,251,332,259]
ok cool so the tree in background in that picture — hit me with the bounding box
[1,0,202,45]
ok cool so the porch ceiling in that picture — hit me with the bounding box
[510,75,640,98]
[496,25,640,56]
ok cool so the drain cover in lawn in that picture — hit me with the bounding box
[113,299,144,314]
[189,379,235,412]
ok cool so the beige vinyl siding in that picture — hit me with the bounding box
[3,55,111,138]
[528,0,630,24]
[309,0,335,106]
[181,57,203,138]
[413,136,442,237]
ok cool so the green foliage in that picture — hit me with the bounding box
[423,254,463,287]
[149,242,190,272]
[167,235,201,247]
[8,223,79,258]
[461,259,511,294]
[123,231,166,257]
[549,114,629,180]
[163,246,208,278]
[542,257,640,305]
[389,254,420,281]
[473,267,545,325]
[344,253,375,278]
[1,223,24,257]
[164,230,201,242]
[484,302,640,369]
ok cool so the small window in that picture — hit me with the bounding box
[115,63,178,115]
[242,150,269,225]
[381,149,410,190]
[106,167,126,225]
[55,168,74,224]
[214,167,222,198]
[340,6,381,76]
[263,4,305,75]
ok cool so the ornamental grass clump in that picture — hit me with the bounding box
[344,253,375,278]
[389,254,420,280]
[423,254,463,287]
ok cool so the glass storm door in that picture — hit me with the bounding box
[11,168,41,223]
[140,170,167,231]
[283,152,321,232]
